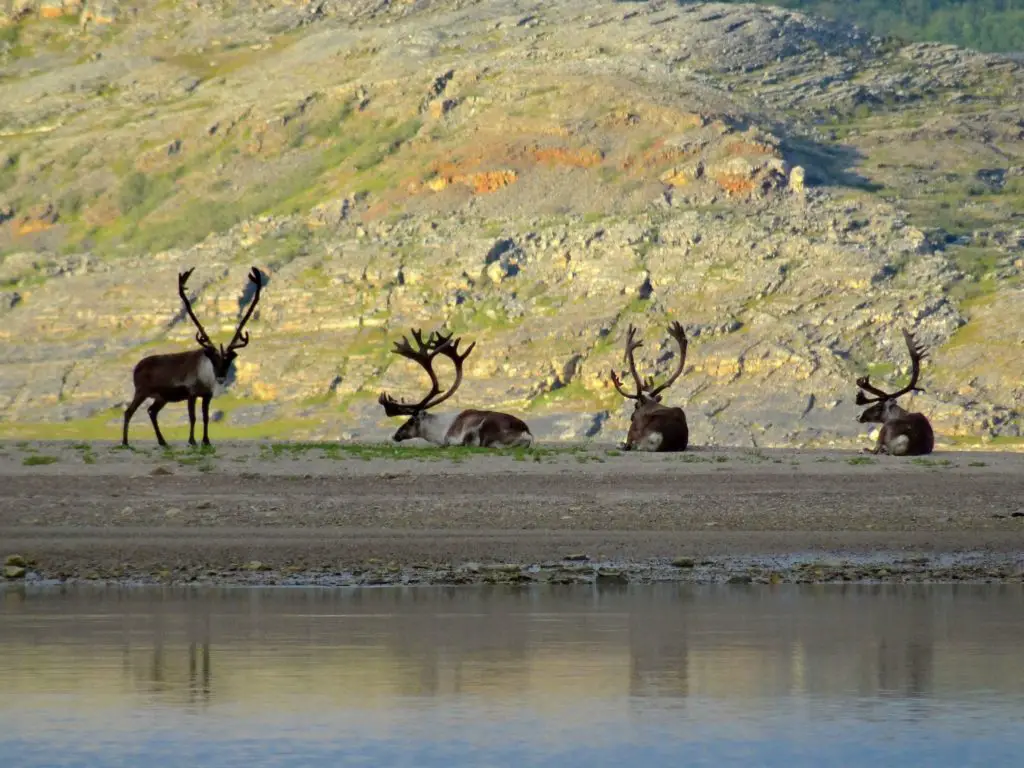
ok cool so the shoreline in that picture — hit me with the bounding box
[2,441,1023,587]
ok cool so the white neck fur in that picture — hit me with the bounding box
[416,412,458,445]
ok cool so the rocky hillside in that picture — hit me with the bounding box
[1,0,1022,448]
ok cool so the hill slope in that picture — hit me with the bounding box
[1,0,1022,448]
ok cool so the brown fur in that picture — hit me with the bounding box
[624,402,689,452]
[447,409,533,448]
[855,329,934,457]
[381,329,534,449]
[859,401,934,456]
[610,321,691,453]
[122,348,224,448]
[123,266,264,448]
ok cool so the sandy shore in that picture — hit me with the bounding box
[2,440,1023,586]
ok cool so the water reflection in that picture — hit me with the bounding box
[2,584,1024,766]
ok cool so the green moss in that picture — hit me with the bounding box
[866,361,896,378]
[22,455,58,466]
[352,118,422,172]
[847,456,877,465]
[911,457,953,467]
[298,264,332,289]
[308,101,356,139]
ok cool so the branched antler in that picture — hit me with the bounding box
[610,322,688,402]
[609,325,645,400]
[177,266,264,353]
[178,268,214,349]
[379,328,476,416]
[856,328,928,402]
[225,267,265,352]
[646,321,688,399]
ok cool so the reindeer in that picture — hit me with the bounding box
[122,266,264,448]
[610,322,690,452]
[378,329,534,448]
[855,329,934,456]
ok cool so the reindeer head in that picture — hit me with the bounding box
[855,329,927,424]
[378,328,475,442]
[178,266,264,388]
[610,321,689,413]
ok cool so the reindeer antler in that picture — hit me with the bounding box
[610,322,688,401]
[856,328,928,402]
[379,328,474,416]
[610,324,645,400]
[427,334,476,411]
[178,268,214,349]
[645,321,688,399]
[225,267,265,353]
[889,329,928,398]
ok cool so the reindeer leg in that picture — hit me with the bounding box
[147,398,169,447]
[864,428,886,455]
[187,397,198,447]
[201,396,212,447]
[122,392,146,447]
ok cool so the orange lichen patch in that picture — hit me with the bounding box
[15,203,60,236]
[421,169,519,194]
[429,158,480,177]
[724,141,781,157]
[39,5,67,20]
[466,170,518,192]
[713,173,759,197]
[16,219,55,236]
[532,146,603,168]
[80,9,116,24]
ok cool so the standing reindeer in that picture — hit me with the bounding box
[378,329,534,448]
[610,322,690,452]
[122,266,265,448]
[855,329,934,456]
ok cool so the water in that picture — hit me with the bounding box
[2,584,1024,767]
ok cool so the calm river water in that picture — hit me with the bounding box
[2,584,1023,767]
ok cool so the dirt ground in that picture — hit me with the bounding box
[2,440,1023,586]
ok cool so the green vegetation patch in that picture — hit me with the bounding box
[911,457,953,467]
[722,0,1024,53]
[22,454,58,466]
[847,455,878,465]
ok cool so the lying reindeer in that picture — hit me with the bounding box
[610,321,690,452]
[378,329,534,448]
[855,329,934,456]
[122,266,264,448]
